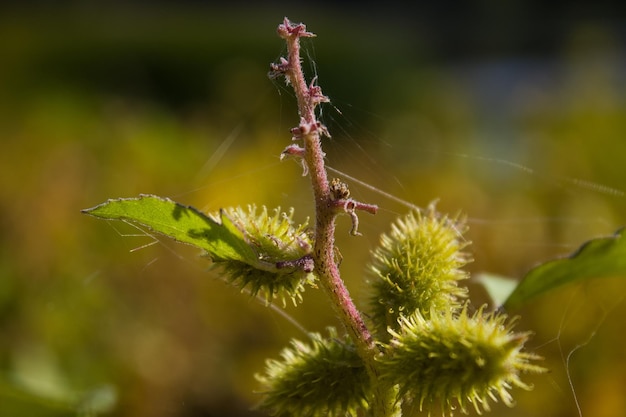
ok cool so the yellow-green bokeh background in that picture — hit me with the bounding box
[1,4,626,416]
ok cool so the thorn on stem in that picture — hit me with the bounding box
[291,119,330,142]
[317,123,331,139]
[290,125,304,141]
[281,144,305,158]
[268,57,290,81]
[308,77,330,107]
[281,144,309,176]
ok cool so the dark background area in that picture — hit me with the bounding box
[1,2,626,416]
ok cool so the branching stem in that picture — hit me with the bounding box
[274,18,398,417]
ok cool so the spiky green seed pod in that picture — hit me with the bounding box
[380,306,546,416]
[215,205,315,305]
[256,327,370,417]
[368,208,470,337]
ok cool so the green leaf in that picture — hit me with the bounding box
[83,195,315,304]
[82,194,257,263]
[474,273,518,307]
[504,227,626,310]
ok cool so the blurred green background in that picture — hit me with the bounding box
[1,2,626,416]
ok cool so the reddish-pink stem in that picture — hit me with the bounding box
[274,18,397,416]
[277,16,374,358]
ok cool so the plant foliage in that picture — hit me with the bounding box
[504,227,626,310]
[80,17,626,417]
[83,195,315,304]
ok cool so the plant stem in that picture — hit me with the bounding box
[275,18,399,417]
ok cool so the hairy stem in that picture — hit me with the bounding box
[274,18,398,417]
